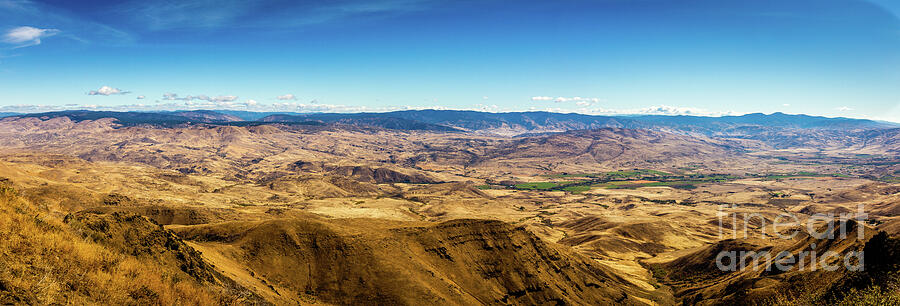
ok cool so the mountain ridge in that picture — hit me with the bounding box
[6,109,894,133]
[5,110,896,152]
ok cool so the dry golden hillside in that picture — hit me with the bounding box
[173,217,667,305]
[0,181,264,305]
[0,117,755,179]
[1,115,898,305]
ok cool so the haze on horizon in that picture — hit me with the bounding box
[1,0,898,122]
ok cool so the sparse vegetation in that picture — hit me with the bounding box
[878,176,900,183]
[758,171,852,180]
[515,181,568,190]
[766,231,900,306]
[0,110,898,305]
[0,183,244,304]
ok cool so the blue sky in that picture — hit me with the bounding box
[1,0,898,121]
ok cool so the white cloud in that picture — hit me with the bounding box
[836,106,853,111]
[210,95,237,102]
[277,94,297,100]
[2,26,59,47]
[88,86,129,96]
[556,97,600,103]
[627,105,736,116]
[136,95,145,99]
[473,104,499,112]
[532,96,603,105]
[1,0,133,46]
[161,93,238,103]
[782,103,790,107]
[575,105,738,117]
[482,96,489,100]
[245,99,258,106]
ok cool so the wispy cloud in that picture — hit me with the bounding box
[630,105,729,116]
[87,86,130,96]
[161,93,238,103]
[532,96,604,105]
[107,0,436,31]
[210,95,238,102]
[567,105,738,117]
[1,1,133,47]
[474,103,499,112]
[529,96,736,116]
[276,94,297,100]
[2,26,59,48]
[114,0,252,31]
[836,106,854,111]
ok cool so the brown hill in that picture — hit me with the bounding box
[0,116,754,179]
[172,110,243,122]
[0,182,263,305]
[661,219,871,305]
[558,217,708,260]
[79,204,236,225]
[289,161,437,184]
[467,128,752,173]
[173,216,666,305]
[2,112,896,305]
[265,175,386,198]
[402,181,492,198]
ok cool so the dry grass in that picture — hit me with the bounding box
[764,283,900,306]
[0,118,896,305]
[0,185,228,305]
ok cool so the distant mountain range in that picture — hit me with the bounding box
[9,110,224,126]
[4,109,896,137]
[255,110,897,136]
